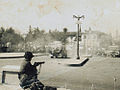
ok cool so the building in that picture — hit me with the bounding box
[81,29,112,55]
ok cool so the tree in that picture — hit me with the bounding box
[63,28,68,34]
[48,28,68,44]
[0,27,23,51]
[0,27,5,49]
[62,28,68,44]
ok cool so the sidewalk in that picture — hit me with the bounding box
[0,84,22,90]
[0,52,24,57]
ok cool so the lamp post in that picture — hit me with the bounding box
[73,15,84,59]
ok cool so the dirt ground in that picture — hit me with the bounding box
[0,53,120,90]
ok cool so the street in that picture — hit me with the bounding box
[0,53,120,90]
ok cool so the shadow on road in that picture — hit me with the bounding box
[67,58,89,67]
[54,57,71,59]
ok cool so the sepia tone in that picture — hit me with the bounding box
[0,0,120,90]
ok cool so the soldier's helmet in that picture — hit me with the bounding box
[24,51,34,59]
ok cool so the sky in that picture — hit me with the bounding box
[0,0,120,35]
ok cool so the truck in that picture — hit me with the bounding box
[47,41,67,58]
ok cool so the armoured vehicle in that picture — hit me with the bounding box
[48,41,67,58]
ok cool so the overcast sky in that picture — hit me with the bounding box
[0,0,120,35]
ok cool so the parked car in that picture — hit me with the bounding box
[105,45,120,57]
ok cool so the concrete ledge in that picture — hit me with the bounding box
[1,65,20,72]
[1,65,20,83]
[57,88,71,90]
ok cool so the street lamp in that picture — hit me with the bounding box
[73,15,85,59]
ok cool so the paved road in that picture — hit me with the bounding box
[41,57,120,90]
[0,53,120,90]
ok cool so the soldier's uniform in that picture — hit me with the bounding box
[18,52,37,87]
[19,60,37,86]
[18,52,44,89]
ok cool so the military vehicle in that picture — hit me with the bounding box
[48,41,67,58]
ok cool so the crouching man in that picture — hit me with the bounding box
[18,51,44,90]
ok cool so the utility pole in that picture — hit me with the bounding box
[73,15,84,59]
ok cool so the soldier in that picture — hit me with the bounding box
[18,51,44,89]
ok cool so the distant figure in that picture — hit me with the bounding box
[18,51,44,89]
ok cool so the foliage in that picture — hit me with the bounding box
[1,27,23,45]
[0,27,23,51]
[49,28,68,44]
[23,27,69,52]
[0,26,69,52]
